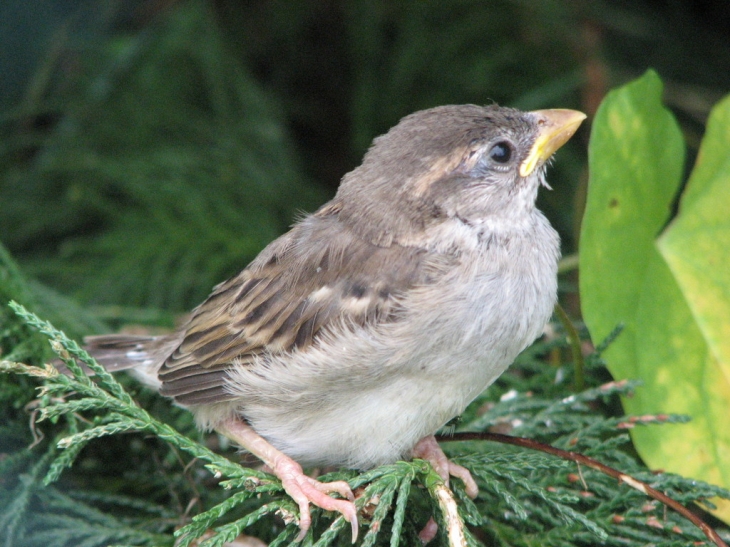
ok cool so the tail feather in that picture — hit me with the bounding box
[84,334,160,371]
[79,334,178,391]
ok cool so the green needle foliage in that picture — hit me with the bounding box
[2,301,729,547]
[3,3,730,546]
[0,1,328,313]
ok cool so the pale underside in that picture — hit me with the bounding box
[150,205,559,469]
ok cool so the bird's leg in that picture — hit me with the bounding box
[412,435,479,498]
[412,435,479,544]
[218,418,359,542]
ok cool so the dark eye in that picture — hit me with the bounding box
[489,141,512,164]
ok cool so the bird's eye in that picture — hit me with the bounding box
[489,141,513,164]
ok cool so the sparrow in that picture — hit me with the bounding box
[84,104,585,542]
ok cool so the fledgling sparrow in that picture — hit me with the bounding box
[85,104,585,542]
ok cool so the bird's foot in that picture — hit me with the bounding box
[412,435,479,498]
[218,418,358,542]
[412,435,478,545]
[271,454,358,542]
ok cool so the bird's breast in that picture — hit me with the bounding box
[229,219,559,469]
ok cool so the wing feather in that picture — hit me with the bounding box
[157,211,447,405]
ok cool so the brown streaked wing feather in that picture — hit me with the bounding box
[157,213,450,405]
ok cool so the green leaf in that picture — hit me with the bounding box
[658,94,730,390]
[580,70,730,520]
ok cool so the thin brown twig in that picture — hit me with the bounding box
[438,432,728,547]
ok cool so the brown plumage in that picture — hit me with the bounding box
[157,212,442,404]
[83,104,586,542]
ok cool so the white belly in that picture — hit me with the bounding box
[223,224,558,469]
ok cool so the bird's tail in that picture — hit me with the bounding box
[79,334,175,390]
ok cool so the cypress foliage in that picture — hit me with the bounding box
[2,2,730,546]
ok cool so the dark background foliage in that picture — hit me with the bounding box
[2,0,729,314]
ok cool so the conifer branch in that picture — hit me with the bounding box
[442,431,729,547]
[4,301,729,547]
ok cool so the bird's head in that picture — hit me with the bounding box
[333,105,585,246]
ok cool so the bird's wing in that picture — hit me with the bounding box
[158,211,452,405]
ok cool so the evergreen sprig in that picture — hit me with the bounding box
[0,304,457,546]
[2,302,729,547]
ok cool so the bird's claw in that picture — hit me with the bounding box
[275,458,358,542]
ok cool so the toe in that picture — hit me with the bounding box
[447,461,479,499]
[413,435,480,498]
[306,477,355,501]
[418,517,439,544]
[290,492,313,541]
[282,475,359,542]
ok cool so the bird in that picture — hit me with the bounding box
[84,104,585,542]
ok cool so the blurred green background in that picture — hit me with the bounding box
[2,2,730,545]
[1,0,729,318]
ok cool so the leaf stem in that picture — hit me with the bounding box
[554,303,584,391]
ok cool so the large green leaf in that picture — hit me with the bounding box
[658,95,730,386]
[580,70,730,520]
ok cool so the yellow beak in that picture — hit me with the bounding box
[519,109,587,178]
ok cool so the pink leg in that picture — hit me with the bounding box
[412,435,479,499]
[218,418,358,542]
[412,435,478,544]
